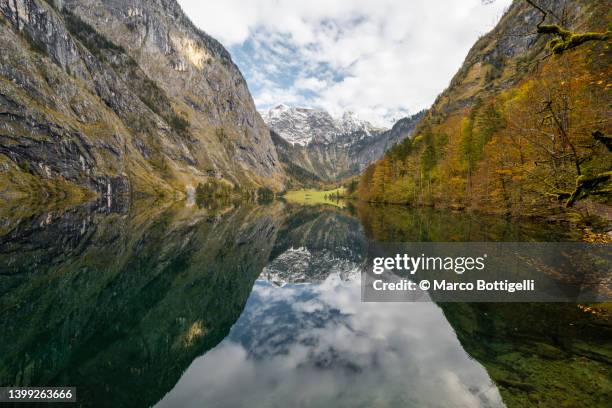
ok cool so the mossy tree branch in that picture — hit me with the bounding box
[565,172,612,207]
[547,172,612,207]
[525,0,611,55]
[546,130,612,206]
[592,131,612,152]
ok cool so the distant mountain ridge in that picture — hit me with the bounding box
[267,107,424,184]
[262,104,386,147]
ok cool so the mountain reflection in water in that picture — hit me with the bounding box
[157,277,503,408]
[0,201,610,407]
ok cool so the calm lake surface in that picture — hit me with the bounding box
[0,201,610,407]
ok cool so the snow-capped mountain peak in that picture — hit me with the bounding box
[261,105,385,146]
[338,111,384,135]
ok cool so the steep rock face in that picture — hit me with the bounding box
[270,110,423,183]
[428,0,557,116]
[0,0,283,206]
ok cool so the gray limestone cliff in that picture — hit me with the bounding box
[0,0,284,208]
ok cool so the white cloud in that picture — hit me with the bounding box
[177,0,512,127]
[156,277,505,407]
[294,77,328,92]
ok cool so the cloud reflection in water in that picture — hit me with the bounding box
[157,271,504,407]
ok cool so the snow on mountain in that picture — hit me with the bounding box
[262,105,386,146]
[258,246,362,286]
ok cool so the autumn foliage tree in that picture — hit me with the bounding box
[358,0,610,217]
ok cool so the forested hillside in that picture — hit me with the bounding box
[358,0,611,221]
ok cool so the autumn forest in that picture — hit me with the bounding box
[357,0,611,223]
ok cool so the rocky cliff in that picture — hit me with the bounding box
[0,0,284,208]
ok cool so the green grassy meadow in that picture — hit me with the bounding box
[283,187,347,207]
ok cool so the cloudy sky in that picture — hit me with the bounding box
[177,0,512,127]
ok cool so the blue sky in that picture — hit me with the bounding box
[177,0,512,127]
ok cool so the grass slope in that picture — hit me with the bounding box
[283,188,347,208]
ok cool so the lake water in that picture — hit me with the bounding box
[0,201,610,407]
